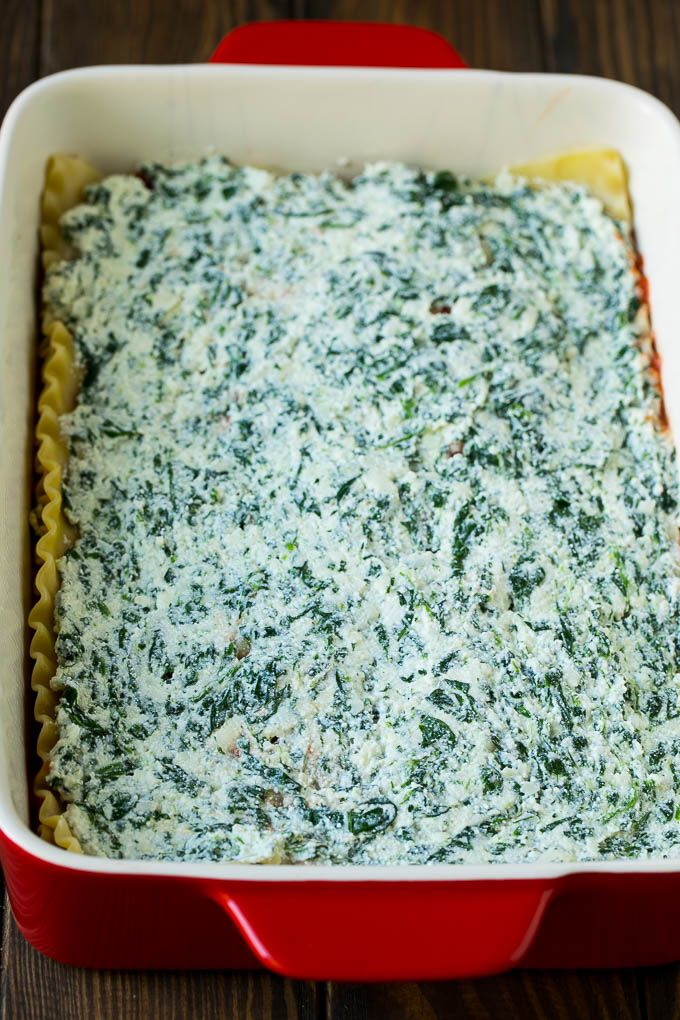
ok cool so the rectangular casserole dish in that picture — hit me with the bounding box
[2,22,680,979]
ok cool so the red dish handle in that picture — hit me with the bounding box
[209,880,553,981]
[210,20,468,69]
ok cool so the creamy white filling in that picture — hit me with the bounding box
[44,157,680,864]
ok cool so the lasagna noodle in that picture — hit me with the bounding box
[30,154,100,852]
[512,149,631,221]
[29,148,634,854]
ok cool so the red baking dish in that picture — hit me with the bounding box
[2,21,680,979]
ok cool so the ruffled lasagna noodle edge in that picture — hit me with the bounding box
[30,154,101,852]
[28,148,635,854]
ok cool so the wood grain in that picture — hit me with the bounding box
[4,1,680,1018]
[304,0,546,70]
[0,0,40,120]
[540,0,680,115]
[40,0,290,73]
[327,970,646,1020]
[0,911,320,1020]
[638,963,680,1020]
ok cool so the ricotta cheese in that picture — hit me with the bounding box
[44,157,680,864]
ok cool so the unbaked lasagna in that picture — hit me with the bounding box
[34,154,680,864]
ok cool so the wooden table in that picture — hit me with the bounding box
[3,1,680,1016]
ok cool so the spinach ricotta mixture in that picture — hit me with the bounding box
[43,156,680,864]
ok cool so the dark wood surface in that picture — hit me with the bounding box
[3,1,680,1016]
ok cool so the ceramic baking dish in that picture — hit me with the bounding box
[2,22,680,980]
